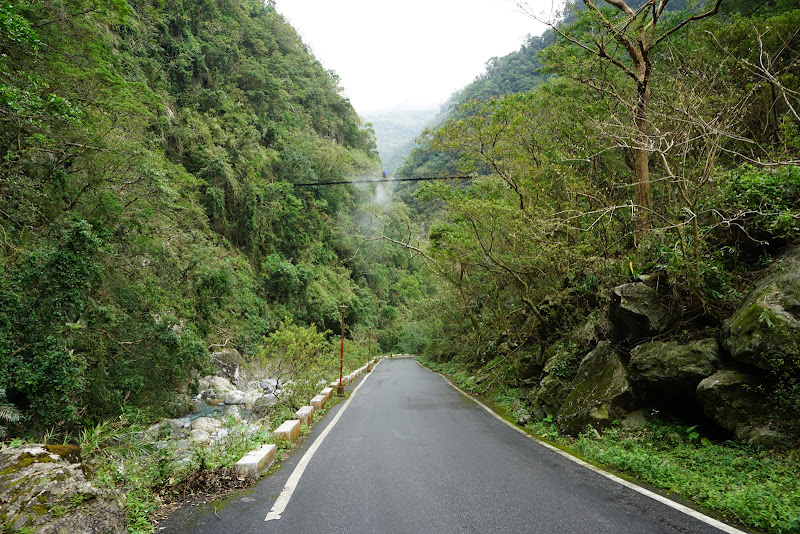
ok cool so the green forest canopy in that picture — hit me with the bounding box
[0,0,433,435]
[397,0,799,371]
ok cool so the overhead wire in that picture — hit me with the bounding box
[292,175,480,187]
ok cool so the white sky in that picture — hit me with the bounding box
[272,0,557,115]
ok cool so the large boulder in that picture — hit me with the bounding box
[536,374,573,417]
[226,405,243,420]
[224,390,246,405]
[244,388,264,409]
[721,249,800,373]
[696,370,767,432]
[557,342,636,435]
[517,348,548,380]
[629,338,722,397]
[251,394,279,418]
[210,348,242,383]
[191,416,222,434]
[607,283,670,344]
[0,445,126,533]
[205,376,237,396]
[189,429,211,443]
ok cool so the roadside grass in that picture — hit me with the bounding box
[567,423,800,534]
[417,356,800,534]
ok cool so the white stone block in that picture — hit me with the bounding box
[295,406,314,425]
[311,394,325,410]
[235,444,276,478]
[274,419,301,442]
[320,387,334,402]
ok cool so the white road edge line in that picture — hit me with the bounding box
[422,361,749,534]
[264,360,381,522]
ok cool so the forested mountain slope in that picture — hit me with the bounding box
[412,0,800,383]
[0,0,396,435]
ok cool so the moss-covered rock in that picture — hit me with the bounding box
[557,342,636,435]
[517,346,547,380]
[722,247,800,373]
[696,370,767,432]
[607,283,670,344]
[629,338,722,398]
[537,374,573,416]
[0,445,125,533]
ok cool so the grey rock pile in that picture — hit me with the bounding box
[522,248,800,444]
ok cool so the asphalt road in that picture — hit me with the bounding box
[158,358,748,534]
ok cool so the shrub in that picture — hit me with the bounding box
[721,165,800,241]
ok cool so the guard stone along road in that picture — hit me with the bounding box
[157,358,749,534]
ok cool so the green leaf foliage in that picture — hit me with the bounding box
[0,0,387,437]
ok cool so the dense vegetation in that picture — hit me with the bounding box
[399,0,800,380]
[0,0,430,438]
[393,1,800,530]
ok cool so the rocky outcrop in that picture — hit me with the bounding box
[210,348,242,383]
[629,338,722,398]
[557,343,635,434]
[536,375,573,417]
[518,251,800,444]
[696,370,767,432]
[0,445,126,533]
[721,248,800,373]
[517,349,548,380]
[607,283,670,344]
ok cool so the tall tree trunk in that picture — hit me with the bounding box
[632,81,652,244]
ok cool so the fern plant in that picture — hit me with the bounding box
[0,389,21,438]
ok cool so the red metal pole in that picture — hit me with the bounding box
[338,305,347,396]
